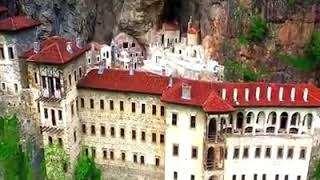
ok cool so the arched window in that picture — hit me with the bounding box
[246,112,254,124]
[207,147,215,170]
[267,112,277,125]
[280,112,288,129]
[236,112,244,129]
[256,112,266,125]
[229,114,233,125]
[304,113,313,129]
[208,119,217,139]
[291,112,300,126]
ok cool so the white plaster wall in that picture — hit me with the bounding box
[165,104,206,180]
[224,136,312,180]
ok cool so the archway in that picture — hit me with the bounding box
[280,112,288,130]
[291,112,300,126]
[206,147,215,170]
[236,112,244,129]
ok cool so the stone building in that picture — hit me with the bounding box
[76,68,320,180]
[21,36,91,174]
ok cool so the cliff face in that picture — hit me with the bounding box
[1,0,319,84]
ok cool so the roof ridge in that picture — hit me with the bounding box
[27,41,61,61]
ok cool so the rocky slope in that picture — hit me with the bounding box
[1,0,320,85]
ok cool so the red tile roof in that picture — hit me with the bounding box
[0,16,41,32]
[0,5,8,13]
[188,26,200,34]
[78,69,169,95]
[163,22,179,31]
[21,36,90,65]
[77,69,320,112]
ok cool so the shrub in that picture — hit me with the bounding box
[248,16,269,43]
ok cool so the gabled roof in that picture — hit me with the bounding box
[21,36,90,65]
[0,5,8,13]
[77,69,320,113]
[77,69,169,95]
[0,16,41,32]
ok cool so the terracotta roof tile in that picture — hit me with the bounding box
[77,69,320,112]
[0,16,41,32]
[163,21,179,31]
[188,26,200,34]
[21,36,90,65]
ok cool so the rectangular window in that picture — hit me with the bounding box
[14,83,18,93]
[0,46,4,59]
[58,110,62,120]
[297,175,301,180]
[133,154,137,163]
[48,136,53,144]
[190,115,196,128]
[152,133,156,143]
[58,138,63,147]
[254,174,257,180]
[141,103,145,114]
[74,71,77,82]
[233,175,236,180]
[51,109,56,126]
[110,151,114,160]
[82,124,86,134]
[300,149,306,159]
[55,78,61,90]
[174,172,178,180]
[155,157,160,166]
[173,144,179,156]
[101,126,106,136]
[132,130,136,140]
[111,127,115,137]
[255,147,261,158]
[91,125,96,135]
[68,74,72,86]
[110,100,114,110]
[91,147,96,159]
[120,101,124,111]
[100,99,104,110]
[277,147,283,159]
[34,72,38,84]
[233,147,239,159]
[80,98,85,108]
[121,152,126,161]
[172,113,177,126]
[120,128,125,138]
[79,67,82,77]
[262,174,266,180]
[160,134,165,143]
[265,147,271,158]
[141,131,146,141]
[8,47,14,59]
[71,104,74,116]
[73,131,77,142]
[140,156,145,164]
[152,105,156,115]
[132,102,135,113]
[275,175,279,180]
[1,83,5,90]
[287,148,294,159]
[241,175,245,180]
[192,146,198,159]
[243,147,249,159]
[90,99,94,109]
[44,108,48,119]
[225,148,228,159]
[191,175,195,180]
[160,106,165,116]
[103,150,107,159]
[42,76,47,88]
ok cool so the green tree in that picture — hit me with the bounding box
[248,16,269,43]
[306,31,320,67]
[74,154,101,180]
[311,159,320,180]
[44,143,69,180]
[0,115,33,180]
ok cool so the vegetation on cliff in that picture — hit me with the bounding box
[74,153,102,180]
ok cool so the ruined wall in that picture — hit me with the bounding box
[78,89,165,180]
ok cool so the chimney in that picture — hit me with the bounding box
[76,37,82,48]
[181,84,191,100]
[256,87,260,101]
[233,88,238,102]
[33,42,40,53]
[66,41,73,53]
[245,88,249,102]
[303,88,309,102]
[222,88,226,100]
[267,86,272,101]
[290,87,296,101]
[168,75,173,87]
[279,87,284,101]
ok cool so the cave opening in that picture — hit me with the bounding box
[161,0,182,23]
